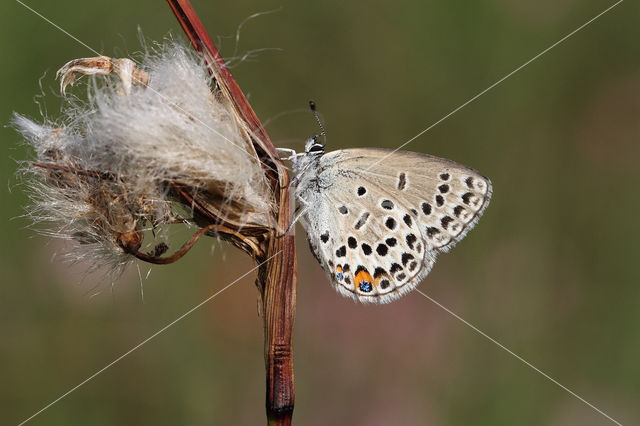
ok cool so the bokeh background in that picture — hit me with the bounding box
[1,0,639,424]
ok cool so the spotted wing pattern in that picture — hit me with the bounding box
[302,148,492,304]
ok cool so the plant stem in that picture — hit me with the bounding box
[165,1,297,424]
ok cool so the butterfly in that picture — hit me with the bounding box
[284,103,492,304]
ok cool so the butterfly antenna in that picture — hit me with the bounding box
[309,100,326,146]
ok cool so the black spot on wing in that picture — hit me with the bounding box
[354,212,370,230]
[401,253,414,266]
[426,227,439,238]
[373,267,386,278]
[441,216,454,229]
[465,176,474,189]
[348,236,357,249]
[381,200,394,210]
[390,263,402,273]
[397,172,407,190]
[406,233,417,249]
[385,217,397,230]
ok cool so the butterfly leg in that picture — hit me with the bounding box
[275,147,299,161]
[276,147,308,173]
[276,197,309,238]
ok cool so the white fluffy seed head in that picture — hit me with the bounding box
[13,40,275,275]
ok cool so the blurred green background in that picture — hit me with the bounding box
[1,0,639,424]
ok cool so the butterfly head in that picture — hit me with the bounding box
[304,134,325,156]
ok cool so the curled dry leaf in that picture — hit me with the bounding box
[57,56,150,95]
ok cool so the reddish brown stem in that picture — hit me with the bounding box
[124,223,215,264]
[165,0,276,158]
[124,223,262,264]
[166,1,297,424]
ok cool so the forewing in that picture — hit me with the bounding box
[325,148,492,252]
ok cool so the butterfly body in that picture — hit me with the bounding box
[292,137,492,304]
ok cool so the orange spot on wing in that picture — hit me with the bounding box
[335,265,343,281]
[355,270,373,291]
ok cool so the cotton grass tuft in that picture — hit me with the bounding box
[14,41,275,275]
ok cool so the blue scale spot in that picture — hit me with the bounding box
[336,271,344,281]
[359,281,372,292]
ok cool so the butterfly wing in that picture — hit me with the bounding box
[300,148,492,304]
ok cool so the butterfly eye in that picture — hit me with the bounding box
[308,143,324,154]
[304,135,325,154]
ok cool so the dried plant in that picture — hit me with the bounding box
[15,2,298,424]
[14,41,276,275]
